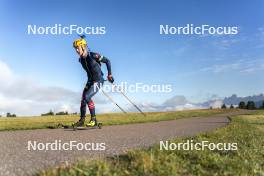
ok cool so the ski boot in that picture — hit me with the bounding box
[86,117,97,127]
[72,118,85,128]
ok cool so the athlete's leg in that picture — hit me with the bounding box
[84,81,103,126]
[80,87,88,121]
[72,87,88,127]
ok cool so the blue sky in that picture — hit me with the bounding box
[0,0,263,115]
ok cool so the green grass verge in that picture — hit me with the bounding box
[38,110,264,176]
[0,109,234,131]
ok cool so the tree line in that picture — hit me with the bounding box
[41,110,78,116]
[221,100,264,110]
[1,110,78,118]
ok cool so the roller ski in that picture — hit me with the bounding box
[59,118,102,130]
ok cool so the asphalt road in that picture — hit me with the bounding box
[0,110,252,176]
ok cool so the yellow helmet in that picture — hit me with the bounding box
[73,35,87,48]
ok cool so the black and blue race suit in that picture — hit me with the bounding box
[79,51,112,119]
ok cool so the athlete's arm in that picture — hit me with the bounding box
[92,52,114,82]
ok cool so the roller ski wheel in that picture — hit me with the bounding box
[97,122,102,129]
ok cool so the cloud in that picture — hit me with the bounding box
[199,99,223,109]
[213,38,240,49]
[208,31,245,50]
[128,95,206,112]
[162,95,188,106]
[125,93,229,113]
[200,59,264,74]
[160,95,221,110]
[200,63,240,73]
[0,60,106,116]
[133,93,264,113]
[0,61,13,82]
[257,27,264,37]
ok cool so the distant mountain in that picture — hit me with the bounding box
[223,94,264,107]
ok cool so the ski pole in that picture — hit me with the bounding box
[101,89,127,114]
[111,82,146,116]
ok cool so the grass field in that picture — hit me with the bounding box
[38,110,264,176]
[0,109,235,131]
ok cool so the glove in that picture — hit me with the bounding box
[107,75,114,83]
